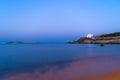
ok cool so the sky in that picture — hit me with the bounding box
[0,0,120,42]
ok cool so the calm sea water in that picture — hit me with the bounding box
[0,44,120,79]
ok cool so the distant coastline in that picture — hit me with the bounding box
[68,32,120,44]
[1,32,120,45]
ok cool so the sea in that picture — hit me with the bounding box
[0,44,120,80]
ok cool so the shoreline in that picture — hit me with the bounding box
[3,55,120,80]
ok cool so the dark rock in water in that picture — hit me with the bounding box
[100,44,105,46]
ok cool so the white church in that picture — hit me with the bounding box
[86,33,94,39]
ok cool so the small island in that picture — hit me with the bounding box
[68,32,120,44]
[6,41,40,44]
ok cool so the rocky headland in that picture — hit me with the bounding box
[68,32,120,44]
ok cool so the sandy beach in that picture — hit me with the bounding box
[5,70,120,80]
[4,55,120,80]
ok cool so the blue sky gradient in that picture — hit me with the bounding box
[0,0,120,42]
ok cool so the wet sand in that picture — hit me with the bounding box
[4,55,120,80]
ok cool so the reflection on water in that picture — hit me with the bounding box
[0,44,120,80]
[4,56,120,80]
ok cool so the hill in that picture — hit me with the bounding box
[68,32,120,44]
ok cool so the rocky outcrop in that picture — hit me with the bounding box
[6,41,40,44]
[69,32,120,44]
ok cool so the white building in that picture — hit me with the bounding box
[86,34,94,38]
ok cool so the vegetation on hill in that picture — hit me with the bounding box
[99,32,120,37]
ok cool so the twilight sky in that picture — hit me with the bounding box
[0,0,120,42]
